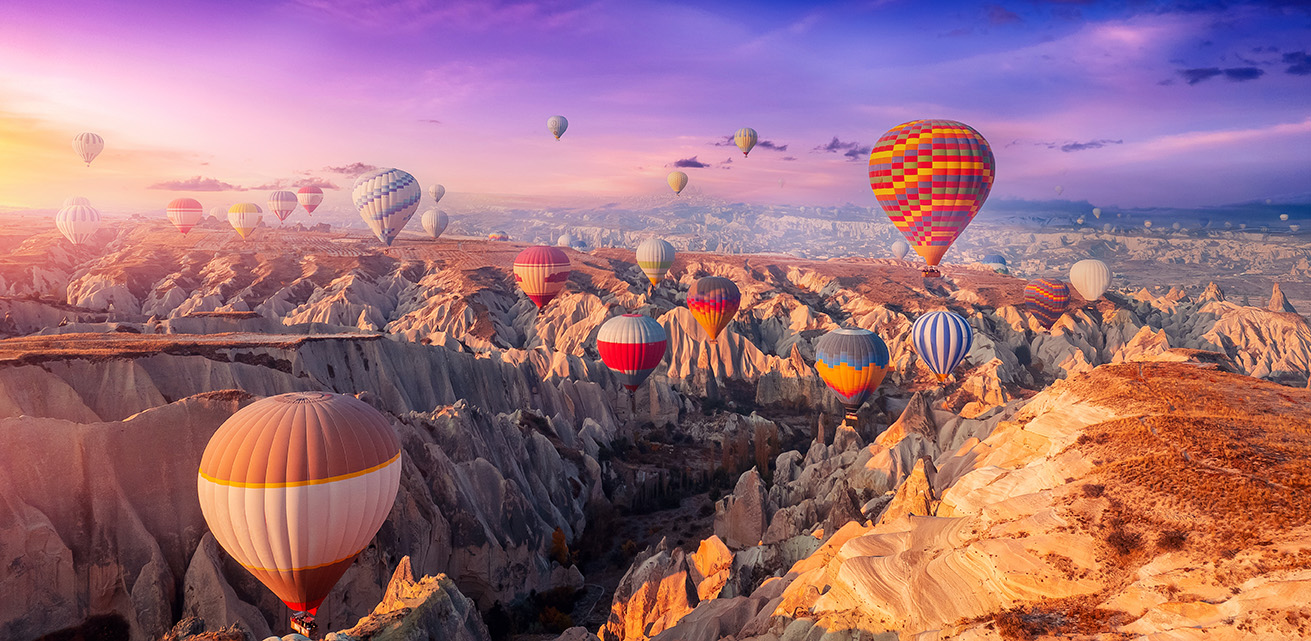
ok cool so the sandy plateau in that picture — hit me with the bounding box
[1,216,1310,641]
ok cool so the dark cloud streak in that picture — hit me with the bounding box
[147,176,243,191]
[671,157,710,168]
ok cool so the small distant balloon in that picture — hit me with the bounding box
[1292,224,1301,233]
[429,184,446,203]
[268,191,299,223]
[1280,213,1289,221]
[1172,222,1181,230]
[668,171,688,195]
[207,205,226,220]
[891,240,910,260]
[1076,217,1085,225]
[72,132,104,166]
[1054,185,1064,196]
[167,198,204,235]
[557,233,574,248]
[1266,198,1273,205]
[297,186,324,215]
[420,209,448,239]
[228,203,262,239]
[1092,207,1101,219]
[1103,223,1112,232]
[734,127,758,157]
[1144,220,1153,228]
[547,115,568,140]
[489,230,510,241]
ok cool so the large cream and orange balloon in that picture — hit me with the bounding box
[197,392,402,616]
[868,120,995,267]
[514,245,571,308]
[167,198,204,235]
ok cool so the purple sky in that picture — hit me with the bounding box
[0,0,1308,214]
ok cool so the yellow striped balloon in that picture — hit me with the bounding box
[228,203,262,239]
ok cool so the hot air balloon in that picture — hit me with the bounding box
[1069,259,1111,301]
[197,392,401,635]
[869,120,995,277]
[1280,213,1289,222]
[668,171,688,195]
[814,328,890,424]
[297,186,324,215]
[352,168,421,246]
[1024,279,1069,329]
[63,196,91,207]
[597,314,668,409]
[687,276,740,340]
[557,233,574,247]
[1054,185,1064,196]
[637,238,676,287]
[1076,217,1085,225]
[912,311,973,382]
[228,203,262,239]
[1144,220,1153,228]
[1292,224,1302,233]
[891,240,910,260]
[547,115,568,140]
[1103,223,1113,233]
[734,127,758,157]
[167,198,204,235]
[429,184,446,203]
[420,209,448,239]
[268,190,299,223]
[55,203,101,245]
[208,205,226,221]
[514,246,571,308]
[72,132,103,166]
[489,231,510,241]
[1092,207,1101,219]
[1172,222,1181,230]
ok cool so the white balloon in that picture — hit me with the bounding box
[1070,259,1112,301]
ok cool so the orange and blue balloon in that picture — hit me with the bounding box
[1024,279,1070,329]
[869,120,995,267]
[814,328,890,417]
[687,276,740,340]
[597,314,668,391]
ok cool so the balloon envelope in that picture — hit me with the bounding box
[1069,259,1112,301]
[668,171,688,195]
[687,276,740,340]
[228,203,263,239]
[353,168,421,246]
[597,314,668,391]
[514,246,571,308]
[429,184,446,203]
[557,233,574,247]
[891,240,910,260]
[734,127,758,157]
[197,392,401,615]
[547,115,568,140]
[869,120,995,266]
[420,209,448,239]
[636,238,676,286]
[814,328,890,415]
[268,191,299,222]
[489,231,510,241]
[1024,279,1070,329]
[167,198,204,235]
[55,204,101,245]
[297,186,324,214]
[72,132,104,166]
[208,205,226,220]
[912,311,973,382]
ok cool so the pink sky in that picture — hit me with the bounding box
[1,0,1308,215]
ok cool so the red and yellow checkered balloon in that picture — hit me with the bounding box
[869,120,995,267]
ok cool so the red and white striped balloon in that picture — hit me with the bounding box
[166,198,204,235]
[514,246,571,309]
[297,186,324,215]
[597,314,668,391]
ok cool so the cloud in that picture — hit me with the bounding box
[293,177,339,189]
[711,135,789,152]
[418,118,442,125]
[671,156,710,168]
[324,162,378,175]
[1223,67,1264,81]
[1036,138,1124,152]
[1178,67,1222,84]
[986,4,1022,24]
[813,136,870,161]
[147,176,243,191]
[781,156,797,161]
[1283,51,1311,75]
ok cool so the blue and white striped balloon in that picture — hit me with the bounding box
[911,310,974,382]
[352,168,422,246]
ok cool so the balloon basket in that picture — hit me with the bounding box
[291,612,317,637]
[920,267,941,278]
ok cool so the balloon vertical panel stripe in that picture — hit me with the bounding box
[911,311,974,382]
